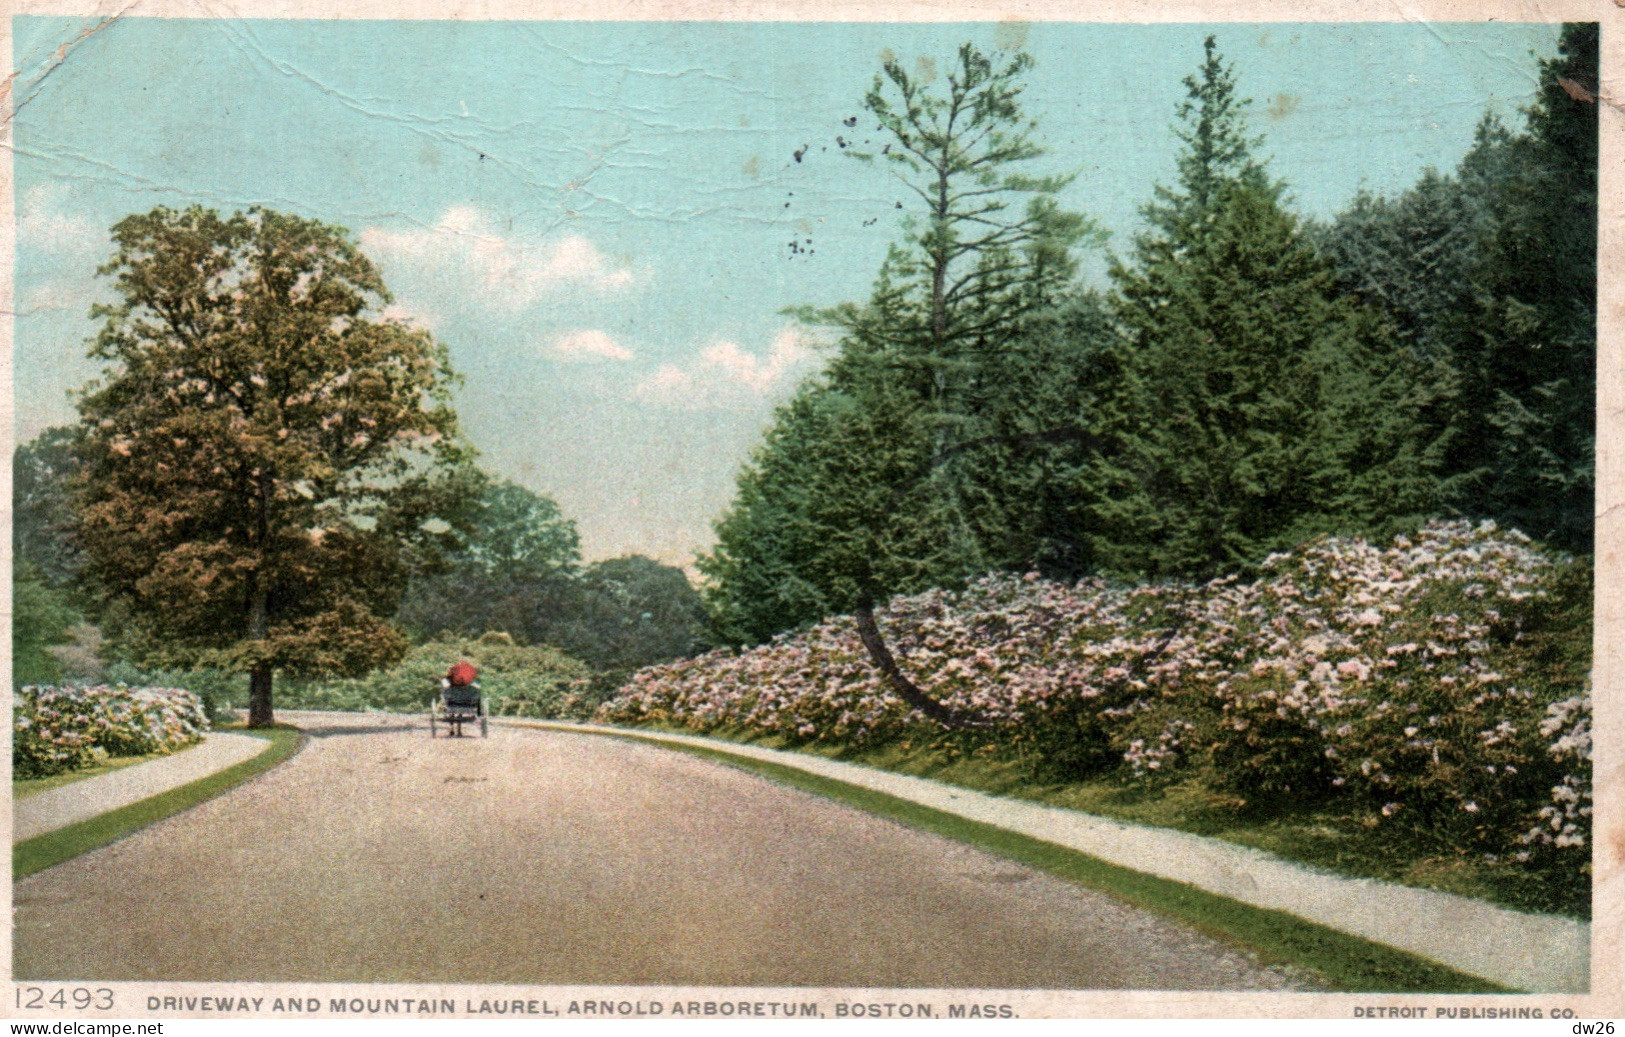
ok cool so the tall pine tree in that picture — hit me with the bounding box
[795,43,1100,574]
[711,41,1104,649]
[1096,37,1447,578]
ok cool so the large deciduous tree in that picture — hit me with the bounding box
[398,478,706,673]
[76,206,473,727]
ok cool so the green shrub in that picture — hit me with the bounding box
[1019,687,1129,782]
[1209,686,1337,801]
[608,522,1592,885]
[12,568,77,688]
[104,663,241,724]
[295,633,593,718]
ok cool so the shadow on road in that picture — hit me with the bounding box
[302,723,426,739]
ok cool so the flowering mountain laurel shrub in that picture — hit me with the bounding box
[602,521,1591,868]
[1525,694,1591,852]
[13,684,210,779]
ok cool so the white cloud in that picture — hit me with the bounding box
[18,186,104,257]
[639,364,693,394]
[634,327,818,408]
[360,206,635,310]
[699,331,812,391]
[552,328,634,362]
[15,187,105,318]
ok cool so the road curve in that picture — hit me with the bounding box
[14,714,1299,988]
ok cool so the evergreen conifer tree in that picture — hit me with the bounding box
[1468,23,1597,550]
[1097,37,1446,577]
[702,284,975,647]
[709,41,1102,652]
[795,44,1099,573]
[1317,24,1596,552]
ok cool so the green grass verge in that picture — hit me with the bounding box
[13,748,189,800]
[631,723,1584,921]
[526,722,1507,995]
[13,725,303,880]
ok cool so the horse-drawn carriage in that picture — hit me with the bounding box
[429,659,488,738]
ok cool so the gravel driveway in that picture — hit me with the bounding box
[13,714,1300,988]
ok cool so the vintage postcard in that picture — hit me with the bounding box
[3,0,1621,1023]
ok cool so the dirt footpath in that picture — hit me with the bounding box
[13,715,1301,988]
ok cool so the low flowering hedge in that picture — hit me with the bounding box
[13,684,210,779]
[602,521,1591,877]
[278,634,594,718]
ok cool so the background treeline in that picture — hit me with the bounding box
[11,28,1595,714]
[14,444,709,714]
[703,27,1597,648]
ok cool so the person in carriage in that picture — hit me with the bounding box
[431,659,487,737]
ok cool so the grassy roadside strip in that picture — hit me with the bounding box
[12,725,303,880]
[517,721,1506,995]
[630,723,1577,920]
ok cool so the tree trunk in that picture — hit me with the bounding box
[246,571,273,728]
[854,600,978,729]
[930,167,952,459]
[247,663,274,729]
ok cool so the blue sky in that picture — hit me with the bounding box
[11,17,1560,565]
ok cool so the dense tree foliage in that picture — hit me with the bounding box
[12,561,79,687]
[400,479,707,673]
[700,388,840,646]
[1319,23,1597,552]
[1472,23,1597,551]
[14,427,84,590]
[550,556,710,672]
[811,43,1100,563]
[710,44,1108,655]
[457,478,581,583]
[706,28,1593,682]
[703,349,970,648]
[75,206,473,726]
[1093,38,1448,578]
[806,44,1096,393]
[396,477,581,641]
